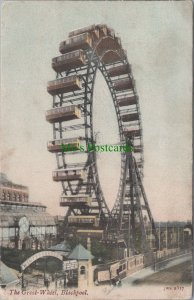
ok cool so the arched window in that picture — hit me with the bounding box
[80,266,86,275]
[2,191,6,200]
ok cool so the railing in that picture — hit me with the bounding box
[52,50,81,63]
[46,105,80,116]
[47,75,79,87]
[94,247,189,285]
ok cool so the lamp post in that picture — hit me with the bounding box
[158,222,161,251]
[177,226,179,249]
[44,257,47,286]
[64,271,68,288]
[21,272,25,289]
[14,218,19,249]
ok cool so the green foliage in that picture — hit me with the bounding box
[65,237,113,264]
[66,236,87,249]
[32,257,62,274]
[1,247,38,271]
[91,240,112,264]
[1,247,62,273]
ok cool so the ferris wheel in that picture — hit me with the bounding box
[46,24,158,253]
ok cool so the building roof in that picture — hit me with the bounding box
[48,240,71,252]
[0,173,9,184]
[0,200,46,208]
[0,173,28,190]
[0,261,19,286]
[155,221,188,228]
[0,210,56,227]
[68,244,94,260]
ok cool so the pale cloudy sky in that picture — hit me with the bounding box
[1,1,192,221]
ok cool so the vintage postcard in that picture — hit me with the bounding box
[0,1,192,300]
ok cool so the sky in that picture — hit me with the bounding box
[1,1,192,221]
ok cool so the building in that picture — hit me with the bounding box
[155,221,192,250]
[0,261,19,288]
[0,173,57,250]
[68,243,94,288]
